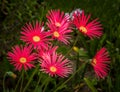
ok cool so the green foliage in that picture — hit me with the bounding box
[84,78,98,92]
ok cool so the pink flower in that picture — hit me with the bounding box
[46,10,72,44]
[46,9,70,28]
[91,47,111,79]
[37,45,58,58]
[21,21,51,49]
[73,11,103,39]
[7,45,37,71]
[39,49,72,77]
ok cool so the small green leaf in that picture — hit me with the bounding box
[84,78,98,92]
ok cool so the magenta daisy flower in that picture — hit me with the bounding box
[73,10,103,39]
[46,9,70,28]
[21,21,51,49]
[46,9,72,44]
[48,26,72,44]
[40,50,72,77]
[91,47,111,79]
[37,45,58,58]
[7,45,37,71]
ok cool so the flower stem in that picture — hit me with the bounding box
[14,71,23,92]
[23,64,39,92]
[79,33,89,52]
[3,73,7,92]
[20,70,24,92]
[33,72,42,92]
[65,35,79,56]
[53,63,86,92]
[41,76,50,89]
[43,77,50,92]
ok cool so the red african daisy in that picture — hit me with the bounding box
[73,10,103,39]
[91,47,111,79]
[37,45,58,58]
[7,45,37,71]
[21,21,51,49]
[48,26,72,44]
[46,10,72,44]
[46,9,70,28]
[40,50,72,77]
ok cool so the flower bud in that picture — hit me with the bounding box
[73,46,79,53]
[7,71,17,79]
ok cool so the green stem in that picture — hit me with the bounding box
[3,73,7,92]
[23,64,39,92]
[20,70,24,92]
[79,33,88,49]
[84,78,98,92]
[53,63,86,92]
[78,33,91,56]
[41,76,50,89]
[33,72,42,92]
[65,35,79,56]
[81,63,88,79]
[14,71,23,92]
[43,77,50,92]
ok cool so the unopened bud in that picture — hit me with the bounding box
[6,71,17,79]
[73,46,79,53]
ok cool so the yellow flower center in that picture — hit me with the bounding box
[53,31,60,37]
[50,66,57,73]
[91,58,97,66]
[79,26,87,33]
[55,22,61,27]
[33,36,40,42]
[19,57,27,63]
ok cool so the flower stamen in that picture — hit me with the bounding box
[50,66,57,73]
[53,31,60,37]
[79,26,87,33]
[19,57,27,63]
[91,58,97,66]
[33,36,40,42]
